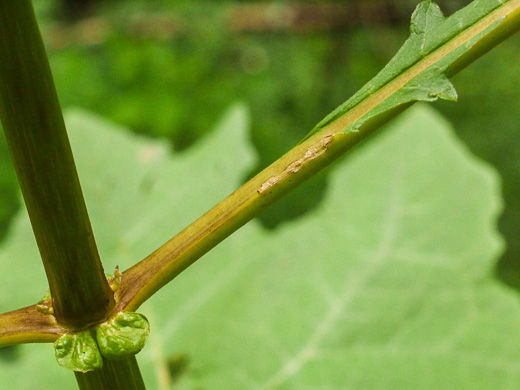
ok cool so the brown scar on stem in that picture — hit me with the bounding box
[258,134,335,194]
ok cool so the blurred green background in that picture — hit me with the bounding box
[1,0,520,289]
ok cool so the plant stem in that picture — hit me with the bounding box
[0,305,64,348]
[0,1,113,328]
[75,356,146,390]
[116,0,520,312]
[0,1,146,388]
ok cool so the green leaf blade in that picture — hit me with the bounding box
[153,105,510,389]
[0,105,518,389]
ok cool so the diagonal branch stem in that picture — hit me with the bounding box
[116,0,520,313]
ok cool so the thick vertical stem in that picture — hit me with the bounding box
[0,1,146,388]
[0,0,113,329]
[75,357,146,390]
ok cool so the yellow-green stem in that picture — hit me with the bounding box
[117,0,520,313]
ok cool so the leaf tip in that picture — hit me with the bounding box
[411,1,445,36]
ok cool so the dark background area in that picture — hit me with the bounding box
[1,0,520,291]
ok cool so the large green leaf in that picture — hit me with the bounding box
[1,104,518,389]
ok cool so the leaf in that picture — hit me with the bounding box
[302,0,507,140]
[141,105,515,390]
[96,312,150,360]
[54,331,103,373]
[0,103,254,389]
[1,103,518,389]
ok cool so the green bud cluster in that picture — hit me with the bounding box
[54,311,150,373]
